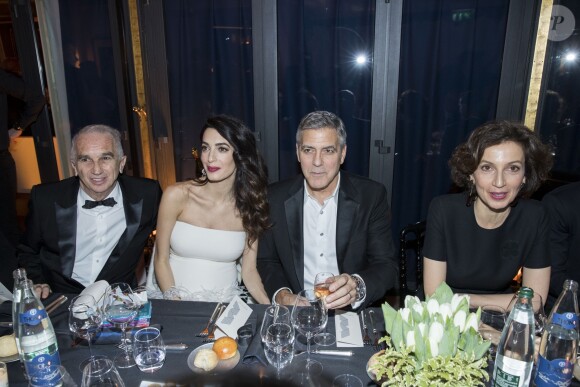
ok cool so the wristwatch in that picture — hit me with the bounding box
[351,275,366,302]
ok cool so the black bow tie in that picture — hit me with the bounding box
[82,197,117,209]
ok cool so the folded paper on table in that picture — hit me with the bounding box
[215,295,252,339]
[241,328,267,366]
[335,310,364,348]
[101,301,152,329]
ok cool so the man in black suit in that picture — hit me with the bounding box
[257,111,397,309]
[18,124,162,296]
[543,181,580,310]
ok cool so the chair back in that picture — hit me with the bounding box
[399,221,426,297]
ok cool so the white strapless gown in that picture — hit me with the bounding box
[146,221,246,302]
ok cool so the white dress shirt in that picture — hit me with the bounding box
[72,183,126,286]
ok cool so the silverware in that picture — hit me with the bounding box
[0,321,12,328]
[295,349,354,356]
[361,310,371,346]
[165,343,188,351]
[203,304,226,342]
[368,309,380,350]
[197,303,223,337]
[46,295,68,315]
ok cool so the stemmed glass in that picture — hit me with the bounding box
[479,305,507,360]
[260,305,290,342]
[313,272,336,346]
[103,283,139,369]
[264,322,295,376]
[81,357,126,387]
[68,294,103,370]
[508,293,546,336]
[290,289,327,375]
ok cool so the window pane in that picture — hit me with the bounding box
[277,0,375,180]
[164,0,254,181]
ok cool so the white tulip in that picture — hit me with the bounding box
[428,321,444,343]
[429,336,439,357]
[465,312,479,333]
[453,310,467,332]
[412,302,424,316]
[406,330,416,350]
[404,295,421,309]
[400,308,411,323]
[426,298,439,317]
[438,303,452,322]
[451,293,469,312]
[418,322,426,337]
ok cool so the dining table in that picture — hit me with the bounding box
[1,295,383,386]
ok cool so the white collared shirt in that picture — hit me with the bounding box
[303,178,340,289]
[72,183,126,286]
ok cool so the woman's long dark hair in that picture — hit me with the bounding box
[197,115,270,246]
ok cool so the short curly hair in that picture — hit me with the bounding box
[449,121,553,200]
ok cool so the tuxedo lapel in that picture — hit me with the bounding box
[284,183,305,289]
[336,173,358,269]
[100,176,143,275]
[55,180,80,278]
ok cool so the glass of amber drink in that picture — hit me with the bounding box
[314,272,336,346]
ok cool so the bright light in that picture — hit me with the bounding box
[565,52,577,62]
[355,55,367,65]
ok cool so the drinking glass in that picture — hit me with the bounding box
[103,283,139,368]
[314,272,336,346]
[81,357,125,387]
[290,289,327,374]
[133,327,166,373]
[264,323,295,376]
[479,305,507,359]
[69,294,103,371]
[332,374,363,387]
[0,361,7,387]
[260,305,290,343]
[507,293,546,336]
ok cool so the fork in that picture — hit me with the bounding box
[203,304,226,342]
[197,302,223,337]
[361,309,372,346]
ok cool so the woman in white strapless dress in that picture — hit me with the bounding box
[146,115,270,303]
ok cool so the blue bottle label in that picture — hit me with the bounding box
[19,309,48,326]
[25,351,62,386]
[534,355,573,387]
[552,312,578,330]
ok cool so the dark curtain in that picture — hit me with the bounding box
[277,1,375,180]
[164,0,254,181]
[392,0,509,241]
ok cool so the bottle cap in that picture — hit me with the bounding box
[563,279,579,291]
[518,287,534,299]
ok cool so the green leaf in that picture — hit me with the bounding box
[431,282,454,304]
[382,302,398,334]
[391,312,404,351]
[414,325,427,365]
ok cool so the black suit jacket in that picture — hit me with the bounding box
[543,181,580,308]
[18,174,162,293]
[257,172,398,308]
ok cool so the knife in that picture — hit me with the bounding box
[0,321,12,328]
[296,349,353,356]
[165,343,188,351]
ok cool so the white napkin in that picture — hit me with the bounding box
[215,295,252,339]
[79,280,109,308]
[0,281,12,304]
[335,310,364,347]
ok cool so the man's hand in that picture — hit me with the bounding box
[33,283,51,299]
[275,289,297,306]
[325,274,357,309]
[8,128,22,139]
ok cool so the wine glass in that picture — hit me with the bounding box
[290,289,327,375]
[508,293,546,336]
[264,322,295,376]
[103,283,139,368]
[69,294,103,370]
[81,357,126,387]
[133,327,166,373]
[260,305,290,342]
[313,272,336,346]
[479,305,507,360]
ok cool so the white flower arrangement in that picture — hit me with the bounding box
[370,282,490,386]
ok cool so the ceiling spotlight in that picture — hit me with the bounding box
[355,55,367,65]
[565,52,577,62]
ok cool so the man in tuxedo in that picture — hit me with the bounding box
[257,111,398,309]
[543,181,580,310]
[18,124,162,296]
